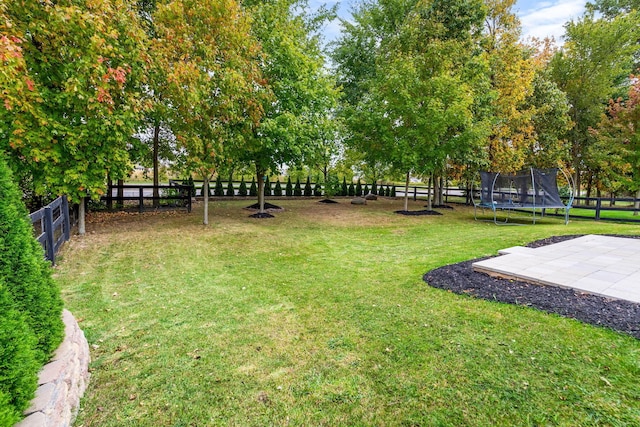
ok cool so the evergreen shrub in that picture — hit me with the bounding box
[274,180,283,196]
[249,178,257,197]
[341,177,348,196]
[264,177,272,196]
[294,178,302,196]
[238,178,248,197]
[314,183,322,196]
[372,182,378,195]
[303,177,312,196]
[188,177,195,197]
[286,177,293,197]
[391,185,396,197]
[226,178,235,196]
[386,185,391,196]
[356,179,362,196]
[363,184,369,195]
[348,182,355,197]
[214,176,224,196]
[0,156,64,422]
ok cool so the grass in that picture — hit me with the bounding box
[55,198,640,426]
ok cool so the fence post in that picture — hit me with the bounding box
[139,187,144,213]
[62,196,71,241]
[595,198,602,221]
[44,206,55,264]
[413,186,417,201]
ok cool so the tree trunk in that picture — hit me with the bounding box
[257,166,265,214]
[433,174,440,207]
[117,179,124,209]
[439,175,445,206]
[153,122,160,208]
[427,175,433,211]
[403,171,410,212]
[203,177,209,225]
[586,174,593,205]
[634,189,640,216]
[78,198,86,235]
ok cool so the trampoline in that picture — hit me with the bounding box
[473,168,574,225]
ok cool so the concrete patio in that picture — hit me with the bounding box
[472,234,640,304]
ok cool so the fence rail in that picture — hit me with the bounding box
[29,196,71,265]
[100,183,192,213]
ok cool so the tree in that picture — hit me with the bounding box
[341,0,489,211]
[592,76,640,212]
[153,0,266,225]
[550,10,640,194]
[1,0,149,234]
[236,0,339,215]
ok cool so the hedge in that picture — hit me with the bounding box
[0,156,64,425]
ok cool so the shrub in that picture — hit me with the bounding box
[0,156,63,363]
[303,177,312,197]
[0,288,39,424]
[188,177,195,197]
[285,177,293,197]
[372,182,378,195]
[264,177,272,196]
[274,180,283,196]
[391,185,396,197]
[226,178,235,197]
[356,179,362,196]
[314,183,322,196]
[214,175,224,196]
[386,185,391,197]
[348,182,355,197]
[324,174,339,197]
[341,177,348,196]
[249,178,257,197]
[0,155,64,421]
[294,178,302,196]
[238,178,248,197]
[363,184,369,195]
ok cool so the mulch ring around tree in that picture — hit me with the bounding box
[318,199,339,204]
[249,212,275,219]
[244,202,284,211]
[423,235,640,339]
[428,204,454,209]
[395,209,443,216]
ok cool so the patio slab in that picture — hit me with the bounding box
[472,235,640,304]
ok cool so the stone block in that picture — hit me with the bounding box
[15,412,46,427]
[38,359,65,385]
[351,197,366,205]
[24,383,55,415]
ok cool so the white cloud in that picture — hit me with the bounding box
[516,0,587,41]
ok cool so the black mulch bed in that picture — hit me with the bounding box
[245,202,283,211]
[423,234,640,339]
[249,212,274,219]
[318,199,339,204]
[395,209,443,216]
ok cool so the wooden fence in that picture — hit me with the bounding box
[101,180,640,223]
[30,196,71,265]
[100,183,192,213]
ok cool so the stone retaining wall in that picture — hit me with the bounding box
[16,309,90,427]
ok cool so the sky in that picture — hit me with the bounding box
[316,0,589,46]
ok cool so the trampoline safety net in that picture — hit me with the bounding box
[475,168,573,225]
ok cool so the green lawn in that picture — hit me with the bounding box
[55,198,640,426]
